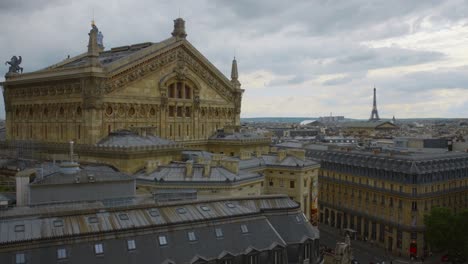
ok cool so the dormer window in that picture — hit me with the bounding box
[15,253,25,264]
[158,235,168,246]
[240,224,249,234]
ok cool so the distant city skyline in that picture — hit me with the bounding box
[1,0,468,119]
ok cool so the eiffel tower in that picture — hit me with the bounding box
[369,87,380,121]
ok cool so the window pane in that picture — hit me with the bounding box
[16,253,25,264]
[158,235,167,246]
[188,231,197,241]
[57,248,67,259]
[241,224,249,233]
[215,228,223,238]
[95,243,103,254]
[127,240,136,250]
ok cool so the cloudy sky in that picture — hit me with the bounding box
[1,0,468,119]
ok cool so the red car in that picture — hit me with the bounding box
[441,254,449,262]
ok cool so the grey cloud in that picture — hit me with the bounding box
[0,0,63,13]
[381,66,468,92]
[218,0,442,39]
[0,0,467,119]
[323,76,355,86]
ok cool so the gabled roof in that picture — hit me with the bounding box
[4,34,239,98]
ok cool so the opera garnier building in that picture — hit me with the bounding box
[1,18,269,173]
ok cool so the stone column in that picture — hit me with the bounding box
[392,228,398,255]
[160,106,167,138]
[402,231,410,257]
[416,232,424,258]
[83,108,103,144]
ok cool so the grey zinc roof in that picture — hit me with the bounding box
[262,155,319,167]
[31,164,133,186]
[96,130,176,147]
[209,131,267,140]
[266,213,319,243]
[276,142,305,148]
[0,195,299,245]
[233,155,319,170]
[319,150,468,174]
[51,38,174,70]
[138,163,262,184]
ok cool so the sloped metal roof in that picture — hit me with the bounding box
[0,195,300,245]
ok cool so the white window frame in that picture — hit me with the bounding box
[15,253,25,264]
[158,235,168,246]
[215,227,224,238]
[94,243,104,255]
[241,224,249,233]
[127,239,136,251]
[187,231,197,241]
[57,248,67,259]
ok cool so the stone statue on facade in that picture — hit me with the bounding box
[97,31,104,48]
[5,56,23,74]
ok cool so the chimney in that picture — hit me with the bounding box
[277,150,286,162]
[15,169,35,207]
[185,160,194,177]
[69,140,74,162]
[203,161,211,177]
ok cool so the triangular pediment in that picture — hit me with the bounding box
[102,40,238,102]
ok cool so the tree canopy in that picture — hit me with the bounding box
[424,207,468,259]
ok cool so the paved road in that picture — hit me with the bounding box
[318,224,440,264]
[319,224,393,263]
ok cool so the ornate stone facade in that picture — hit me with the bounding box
[2,20,243,145]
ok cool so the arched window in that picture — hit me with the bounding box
[185,85,191,99]
[169,83,175,98]
[167,81,195,99]
[177,82,183,98]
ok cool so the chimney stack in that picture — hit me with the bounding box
[69,140,74,162]
[15,169,35,206]
[203,161,211,177]
[185,160,193,177]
